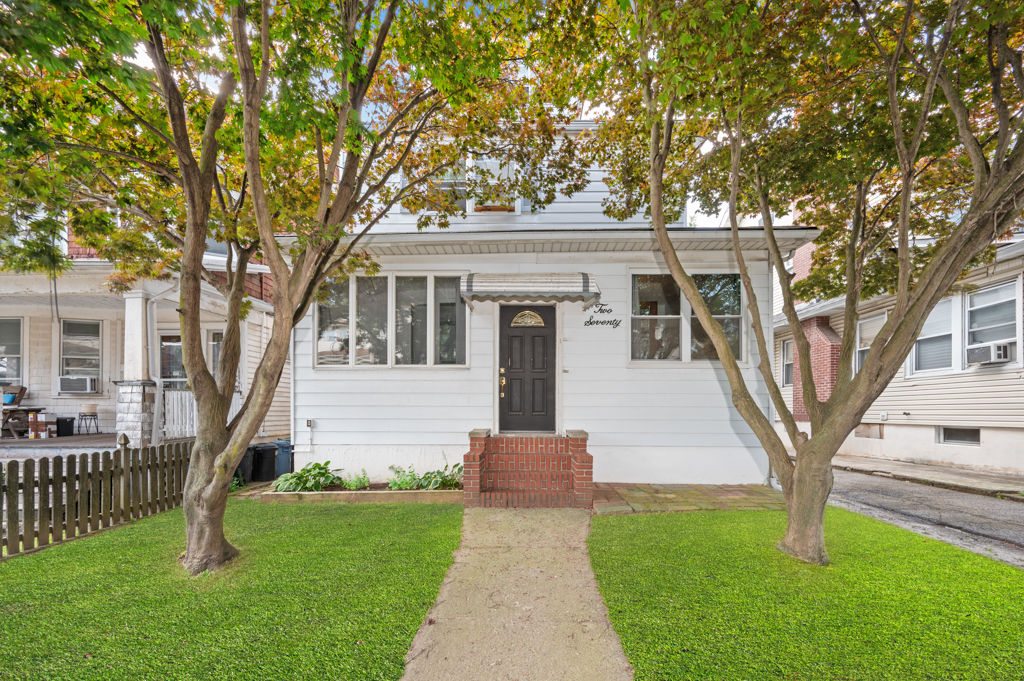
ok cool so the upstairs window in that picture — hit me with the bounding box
[856,314,886,371]
[0,319,21,384]
[914,299,953,372]
[966,282,1018,363]
[316,274,468,368]
[782,340,793,386]
[61,320,101,378]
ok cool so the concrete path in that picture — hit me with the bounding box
[593,482,784,515]
[401,508,633,681]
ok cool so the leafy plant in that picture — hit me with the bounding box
[272,462,344,492]
[343,469,370,491]
[228,477,244,493]
[418,463,464,490]
[387,465,421,490]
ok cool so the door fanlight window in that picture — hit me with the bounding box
[510,310,545,327]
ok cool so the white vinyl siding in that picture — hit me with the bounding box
[292,255,771,484]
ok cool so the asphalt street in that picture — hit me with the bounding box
[830,469,1024,568]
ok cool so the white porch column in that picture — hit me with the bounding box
[116,290,156,447]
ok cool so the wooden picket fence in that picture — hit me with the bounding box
[1,437,194,559]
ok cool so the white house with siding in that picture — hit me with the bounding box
[0,252,290,449]
[289,170,817,486]
[773,240,1024,474]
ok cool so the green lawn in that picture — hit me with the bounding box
[0,499,462,680]
[589,507,1024,681]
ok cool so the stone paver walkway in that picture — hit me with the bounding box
[401,508,633,681]
[593,482,786,514]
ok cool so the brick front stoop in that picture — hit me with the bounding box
[463,429,593,508]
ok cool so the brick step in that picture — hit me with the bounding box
[479,490,577,508]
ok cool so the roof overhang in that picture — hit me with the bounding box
[460,272,601,309]
[359,227,818,257]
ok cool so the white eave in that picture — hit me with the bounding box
[358,227,819,257]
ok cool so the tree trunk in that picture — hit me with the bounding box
[181,441,238,574]
[777,451,834,565]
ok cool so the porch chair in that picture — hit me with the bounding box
[1,385,28,438]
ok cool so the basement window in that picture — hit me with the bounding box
[939,427,981,446]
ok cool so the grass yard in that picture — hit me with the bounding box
[589,507,1024,681]
[0,499,462,681]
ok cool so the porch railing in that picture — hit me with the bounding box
[162,388,242,441]
[1,437,193,560]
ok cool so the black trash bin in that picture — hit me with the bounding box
[56,417,75,437]
[251,443,278,482]
[234,446,255,484]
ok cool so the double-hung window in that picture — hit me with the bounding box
[316,274,468,367]
[913,299,953,372]
[966,282,1018,363]
[61,320,101,378]
[0,319,22,384]
[781,340,794,386]
[856,314,886,371]
[630,273,742,362]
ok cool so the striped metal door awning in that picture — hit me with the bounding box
[460,273,601,308]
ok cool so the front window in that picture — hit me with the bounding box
[61,320,101,378]
[160,335,187,389]
[0,319,22,384]
[316,274,468,367]
[967,282,1018,362]
[782,340,793,386]
[630,273,742,361]
[856,314,886,371]
[631,274,681,360]
[690,274,742,360]
[914,299,953,372]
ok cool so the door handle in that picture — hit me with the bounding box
[499,376,506,397]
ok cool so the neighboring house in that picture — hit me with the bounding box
[772,240,1024,475]
[289,162,818,484]
[0,242,290,448]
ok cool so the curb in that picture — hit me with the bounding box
[833,464,1024,504]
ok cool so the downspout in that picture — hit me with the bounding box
[147,280,180,445]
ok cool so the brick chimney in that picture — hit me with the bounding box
[791,316,842,422]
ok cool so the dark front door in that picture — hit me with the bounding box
[499,305,556,432]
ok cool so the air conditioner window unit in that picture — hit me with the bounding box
[60,376,99,393]
[966,342,1014,365]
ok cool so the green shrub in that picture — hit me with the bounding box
[387,465,420,490]
[418,463,463,490]
[387,463,463,490]
[343,468,370,491]
[272,462,343,492]
[228,477,244,493]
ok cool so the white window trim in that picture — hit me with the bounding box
[626,268,747,368]
[313,272,471,370]
[53,318,107,396]
[0,317,25,385]
[781,339,793,386]
[468,156,521,216]
[938,425,981,447]
[855,312,887,372]
[962,276,1023,371]
[905,298,959,378]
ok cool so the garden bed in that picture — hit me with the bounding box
[262,489,464,504]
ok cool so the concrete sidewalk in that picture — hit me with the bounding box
[831,455,1024,502]
[401,508,633,681]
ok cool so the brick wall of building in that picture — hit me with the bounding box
[791,316,842,422]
